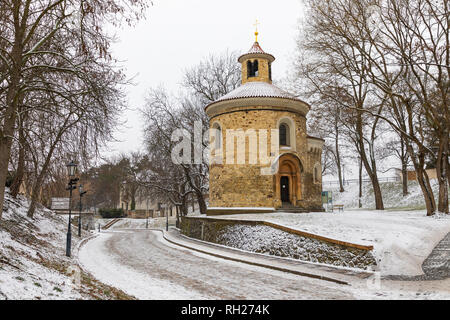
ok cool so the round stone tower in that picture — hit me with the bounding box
[205,37,324,215]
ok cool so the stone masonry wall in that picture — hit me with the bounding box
[241,58,272,84]
[181,217,376,269]
[209,106,321,209]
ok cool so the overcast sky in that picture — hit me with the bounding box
[103,0,305,157]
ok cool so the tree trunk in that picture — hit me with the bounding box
[336,141,345,193]
[10,116,27,198]
[0,6,25,219]
[181,196,188,216]
[408,145,436,216]
[436,133,449,213]
[356,114,384,210]
[0,64,22,218]
[402,163,409,197]
[195,189,207,215]
[359,156,362,208]
[400,138,409,197]
[27,140,62,218]
[335,113,344,192]
[175,205,180,228]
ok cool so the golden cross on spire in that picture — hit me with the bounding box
[254,19,259,42]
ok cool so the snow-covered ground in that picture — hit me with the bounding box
[205,179,450,275]
[0,190,132,300]
[215,210,450,276]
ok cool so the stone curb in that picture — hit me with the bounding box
[152,228,350,286]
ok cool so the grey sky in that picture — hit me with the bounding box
[103,0,304,157]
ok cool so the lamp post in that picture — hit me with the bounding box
[65,161,78,257]
[166,207,169,231]
[146,199,149,229]
[78,184,87,237]
[343,164,346,186]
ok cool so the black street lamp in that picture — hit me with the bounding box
[65,161,78,257]
[78,184,87,237]
[146,199,149,229]
[166,206,169,232]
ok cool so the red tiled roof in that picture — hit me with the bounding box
[238,42,275,63]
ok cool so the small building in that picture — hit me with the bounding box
[205,34,324,215]
[397,168,438,182]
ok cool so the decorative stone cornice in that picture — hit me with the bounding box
[206,97,310,118]
[307,136,324,153]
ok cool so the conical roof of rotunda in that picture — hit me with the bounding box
[237,41,275,63]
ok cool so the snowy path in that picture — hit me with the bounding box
[78,230,356,299]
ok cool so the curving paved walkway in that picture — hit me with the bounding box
[78,228,450,299]
[79,229,356,299]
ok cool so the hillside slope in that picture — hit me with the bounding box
[0,189,133,300]
[325,179,445,210]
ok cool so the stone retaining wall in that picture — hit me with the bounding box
[181,216,376,269]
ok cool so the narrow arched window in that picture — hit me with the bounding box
[253,60,259,76]
[247,61,252,78]
[213,123,222,149]
[314,163,321,183]
[279,123,289,146]
[248,60,259,78]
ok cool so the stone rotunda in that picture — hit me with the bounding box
[205,36,324,215]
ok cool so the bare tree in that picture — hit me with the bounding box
[183,50,241,105]
[0,0,149,219]
[297,0,448,215]
[295,9,385,209]
[307,93,348,192]
[140,51,241,217]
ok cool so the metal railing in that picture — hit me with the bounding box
[323,176,401,186]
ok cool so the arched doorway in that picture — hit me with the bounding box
[275,154,303,207]
[280,176,290,202]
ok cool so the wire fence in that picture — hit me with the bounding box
[323,176,401,186]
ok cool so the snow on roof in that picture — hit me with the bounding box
[248,42,266,54]
[215,81,300,103]
[238,41,276,63]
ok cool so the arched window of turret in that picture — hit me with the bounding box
[248,60,259,78]
[247,61,252,78]
[279,123,290,146]
[253,60,259,76]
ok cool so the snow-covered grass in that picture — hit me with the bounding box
[0,189,133,300]
[217,210,450,276]
[324,179,443,210]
